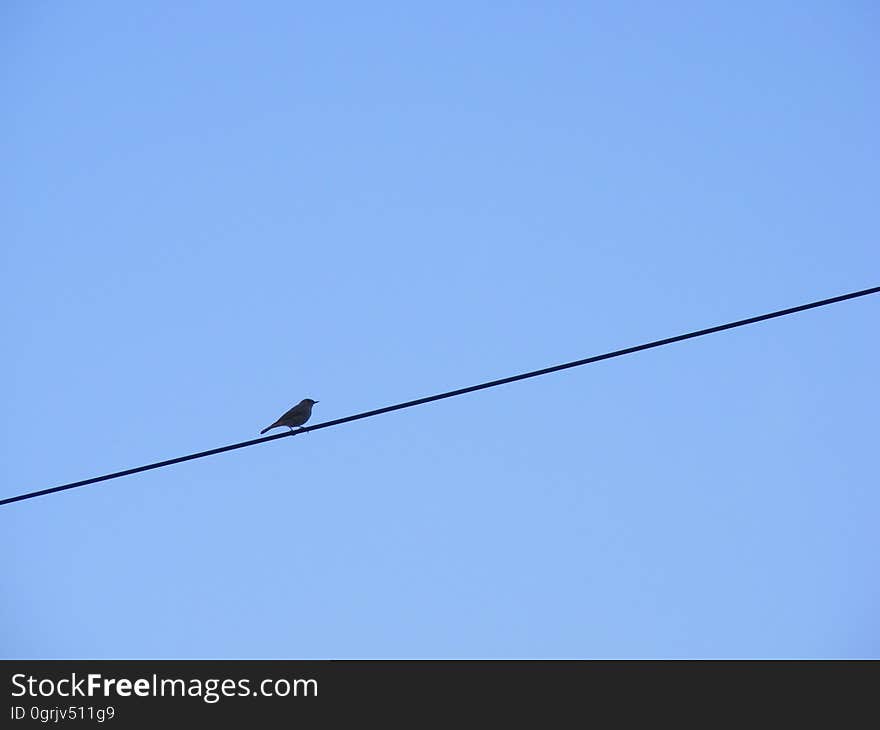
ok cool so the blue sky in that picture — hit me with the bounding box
[2,1,878,658]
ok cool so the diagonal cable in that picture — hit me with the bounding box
[2,284,878,507]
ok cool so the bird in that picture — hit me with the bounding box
[260,398,319,435]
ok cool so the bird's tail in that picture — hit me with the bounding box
[260,423,278,435]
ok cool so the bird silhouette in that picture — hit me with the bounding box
[260,398,319,435]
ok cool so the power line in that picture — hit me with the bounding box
[3,285,878,508]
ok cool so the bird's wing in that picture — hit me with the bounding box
[280,404,304,420]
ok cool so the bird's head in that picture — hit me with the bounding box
[304,398,318,405]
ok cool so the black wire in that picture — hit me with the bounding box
[3,285,878,508]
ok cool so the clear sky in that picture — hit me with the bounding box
[2,1,878,659]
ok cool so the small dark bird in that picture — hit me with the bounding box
[260,398,319,435]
